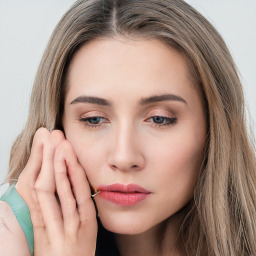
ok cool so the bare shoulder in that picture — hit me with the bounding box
[0,201,30,256]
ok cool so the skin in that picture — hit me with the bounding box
[0,37,206,256]
[0,201,30,256]
[0,129,93,256]
[63,37,206,255]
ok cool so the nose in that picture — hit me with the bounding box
[107,124,145,172]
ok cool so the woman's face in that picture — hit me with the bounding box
[63,37,206,234]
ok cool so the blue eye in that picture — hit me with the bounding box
[86,117,102,124]
[149,116,177,126]
[152,116,165,123]
[79,115,177,128]
[79,116,106,127]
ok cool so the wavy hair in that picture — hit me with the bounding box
[6,0,256,255]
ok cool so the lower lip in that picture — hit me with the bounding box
[99,191,150,206]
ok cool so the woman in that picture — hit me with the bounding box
[0,0,255,255]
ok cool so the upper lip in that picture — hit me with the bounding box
[97,183,151,194]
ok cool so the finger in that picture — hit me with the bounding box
[36,130,64,191]
[35,130,65,240]
[16,127,49,191]
[64,148,98,245]
[16,162,45,236]
[54,141,80,238]
[59,141,97,231]
[15,128,49,234]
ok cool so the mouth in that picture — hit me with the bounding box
[96,183,151,206]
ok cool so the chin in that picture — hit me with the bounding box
[98,210,154,235]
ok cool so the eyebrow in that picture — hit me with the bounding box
[139,94,187,105]
[70,93,187,106]
[70,96,111,106]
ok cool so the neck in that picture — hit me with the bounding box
[115,210,186,256]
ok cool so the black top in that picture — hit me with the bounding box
[96,217,120,256]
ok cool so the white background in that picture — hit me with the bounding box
[0,0,255,186]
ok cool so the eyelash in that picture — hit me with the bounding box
[79,115,177,128]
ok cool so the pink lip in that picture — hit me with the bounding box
[97,183,151,206]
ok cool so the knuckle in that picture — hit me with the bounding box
[34,180,42,192]
[55,140,73,157]
[34,179,50,194]
[16,172,37,201]
[65,197,77,211]
[33,127,50,145]
[35,127,49,138]
[16,172,31,194]
[51,130,65,144]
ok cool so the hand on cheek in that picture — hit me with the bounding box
[16,128,97,256]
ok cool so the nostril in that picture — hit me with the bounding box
[109,156,144,171]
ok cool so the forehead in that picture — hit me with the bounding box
[65,37,199,104]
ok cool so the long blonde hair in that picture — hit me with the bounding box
[6,0,256,255]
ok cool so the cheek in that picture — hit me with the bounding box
[150,124,204,165]
[147,130,205,194]
[65,133,107,178]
